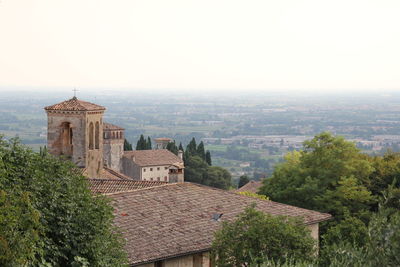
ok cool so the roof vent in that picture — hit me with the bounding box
[211,213,223,221]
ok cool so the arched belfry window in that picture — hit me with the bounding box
[89,122,94,150]
[95,122,100,149]
[61,122,73,156]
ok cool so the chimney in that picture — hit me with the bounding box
[178,150,183,160]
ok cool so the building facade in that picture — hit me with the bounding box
[44,97,105,178]
[44,97,184,181]
[122,150,184,182]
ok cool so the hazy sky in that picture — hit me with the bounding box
[1,0,399,92]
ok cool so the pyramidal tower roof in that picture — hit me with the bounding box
[44,96,106,111]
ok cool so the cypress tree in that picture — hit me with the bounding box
[124,139,133,151]
[205,150,212,166]
[187,137,197,156]
[166,141,178,155]
[146,136,152,150]
[136,135,146,150]
[197,141,206,160]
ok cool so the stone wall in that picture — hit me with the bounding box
[46,110,104,178]
[121,157,141,180]
[84,111,104,178]
[46,111,87,167]
[103,138,124,172]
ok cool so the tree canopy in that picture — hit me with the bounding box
[259,132,400,247]
[136,134,152,150]
[238,175,250,188]
[182,137,230,189]
[212,204,316,267]
[124,139,133,151]
[0,137,127,266]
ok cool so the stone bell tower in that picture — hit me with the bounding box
[44,96,105,178]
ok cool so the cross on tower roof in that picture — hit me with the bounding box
[72,88,79,97]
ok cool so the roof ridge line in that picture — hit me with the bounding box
[104,182,180,196]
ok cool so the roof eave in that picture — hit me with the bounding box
[129,248,211,266]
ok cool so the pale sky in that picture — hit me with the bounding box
[0,0,399,92]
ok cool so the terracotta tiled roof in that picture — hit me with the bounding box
[235,180,263,194]
[154,137,172,141]
[103,122,125,130]
[82,167,132,180]
[88,179,167,194]
[99,168,133,180]
[123,149,184,167]
[110,183,332,265]
[44,97,105,111]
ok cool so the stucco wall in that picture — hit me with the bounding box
[141,165,170,182]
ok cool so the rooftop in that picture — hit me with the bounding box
[88,179,167,194]
[123,149,183,167]
[44,97,106,111]
[235,180,263,194]
[103,122,125,131]
[110,182,331,265]
[82,167,132,180]
[154,137,172,141]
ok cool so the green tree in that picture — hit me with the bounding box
[166,141,178,155]
[136,134,146,150]
[212,204,316,267]
[205,166,231,190]
[197,141,206,160]
[320,208,400,267]
[0,190,42,266]
[178,142,184,151]
[184,156,209,185]
[186,137,197,157]
[124,139,133,151]
[0,137,127,266]
[136,135,152,150]
[368,151,400,207]
[259,133,375,241]
[146,136,152,150]
[205,150,212,166]
[238,175,250,188]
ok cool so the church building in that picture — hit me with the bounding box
[44,97,184,181]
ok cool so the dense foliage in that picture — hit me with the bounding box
[183,138,231,189]
[0,137,127,266]
[212,205,316,267]
[254,132,400,265]
[136,134,152,150]
[258,133,399,242]
[123,139,133,151]
[238,175,250,188]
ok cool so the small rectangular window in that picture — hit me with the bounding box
[157,177,160,181]
[164,176,167,181]
[150,168,153,171]
[157,167,160,171]
[143,168,146,172]
[164,167,168,170]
